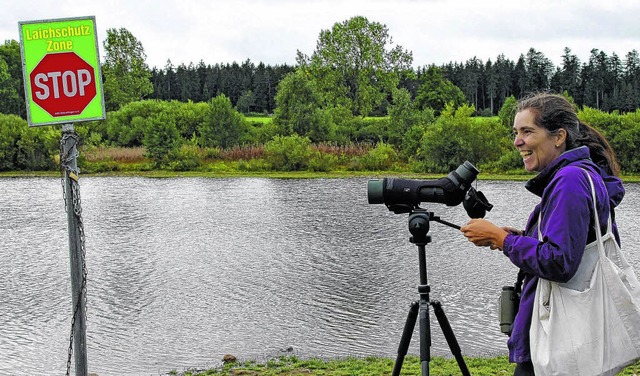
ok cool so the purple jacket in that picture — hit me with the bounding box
[501,146,625,363]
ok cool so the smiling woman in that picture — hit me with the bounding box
[461,92,628,375]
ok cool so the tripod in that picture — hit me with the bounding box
[392,208,471,376]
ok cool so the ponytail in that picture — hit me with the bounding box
[574,121,620,176]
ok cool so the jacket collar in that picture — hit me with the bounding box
[524,146,591,197]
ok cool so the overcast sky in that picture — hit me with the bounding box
[4,0,640,70]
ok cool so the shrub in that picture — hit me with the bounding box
[264,134,312,171]
[400,124,427,160]
[16,127,56,170]
[418,104,509,172]
[356,142,398,171]
[579,106,640,172]
[168,144,202,171]
[106,100,166,146]
[0,113,24,170]
[482,149,524,173]
[143,113,181,168]
[237,158,271,171]
[0,114,56,171]
[308,151,338,172]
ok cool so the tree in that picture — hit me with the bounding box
[298,16,413,116]
[175,62,200,102]
[622,50,640,111]
[387,88,417,146]
[582,49,609,109]
[494,54,515,106]
[512,55,527,98]
[102,28,154,111]
[198,94,248,148]
[484,59,498,114]
[605,53,624,111]
[461,57,482,108]
[166,100,210,139]
[0,113,56,171]
[415,65,467,115]
[388,87,435,157]
[272,69,330,142]
[0,40,25,117]
[0,59,19,115]
[551,48,581,104]
[524,48,554,92]
[237,90,255,114]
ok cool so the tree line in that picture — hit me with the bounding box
[143,47,640,117]
[1,16,639,174]
[150,60,295,114]
[2,38,640,117]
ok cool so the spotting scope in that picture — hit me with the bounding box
[368,161,493,218]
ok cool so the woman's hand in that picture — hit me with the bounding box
[460,219,509,250]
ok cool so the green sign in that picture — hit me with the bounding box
[19,16,106,127]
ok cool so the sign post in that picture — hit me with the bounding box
[19,16,105,376]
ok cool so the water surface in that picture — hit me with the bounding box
[0,177,638,375]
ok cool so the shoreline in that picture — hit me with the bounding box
[1,170,639,183]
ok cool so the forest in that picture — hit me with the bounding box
[145,46,640,117]
[1,16,639,174]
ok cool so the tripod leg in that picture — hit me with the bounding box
[392,301,419,376]
[418,288,431,376]
[431,300,471,376]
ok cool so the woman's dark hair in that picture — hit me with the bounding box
[516,93,620,176]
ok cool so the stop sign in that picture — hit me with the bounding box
[29,52,97,117]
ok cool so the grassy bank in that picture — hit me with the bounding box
[1,145,638,182]
[170,355,640,376]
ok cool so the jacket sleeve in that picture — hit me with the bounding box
[502,167,593,282]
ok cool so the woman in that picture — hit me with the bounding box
[460,93,625,375]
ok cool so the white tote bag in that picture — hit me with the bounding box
[530,171,640,376]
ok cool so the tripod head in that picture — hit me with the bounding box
[407,207,461,245]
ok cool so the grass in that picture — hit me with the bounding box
[246,115,273,124]
[170,355,640,376]
[173,355,515,376]
[82,146,146,163]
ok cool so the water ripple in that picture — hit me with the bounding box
[0,177,638,375]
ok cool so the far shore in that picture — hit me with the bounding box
[1,170,639,183]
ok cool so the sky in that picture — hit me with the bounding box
[3,0,640,70]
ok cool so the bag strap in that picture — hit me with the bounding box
[537,168,607,256]
[514,268,525,295]
[583,170,608,258]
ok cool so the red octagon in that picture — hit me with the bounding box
[30,52,97,117]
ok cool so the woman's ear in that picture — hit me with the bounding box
[556,128,567,146]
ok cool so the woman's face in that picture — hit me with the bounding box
[513,109,564,172]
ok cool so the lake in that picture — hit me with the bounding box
[0,177,638,376]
